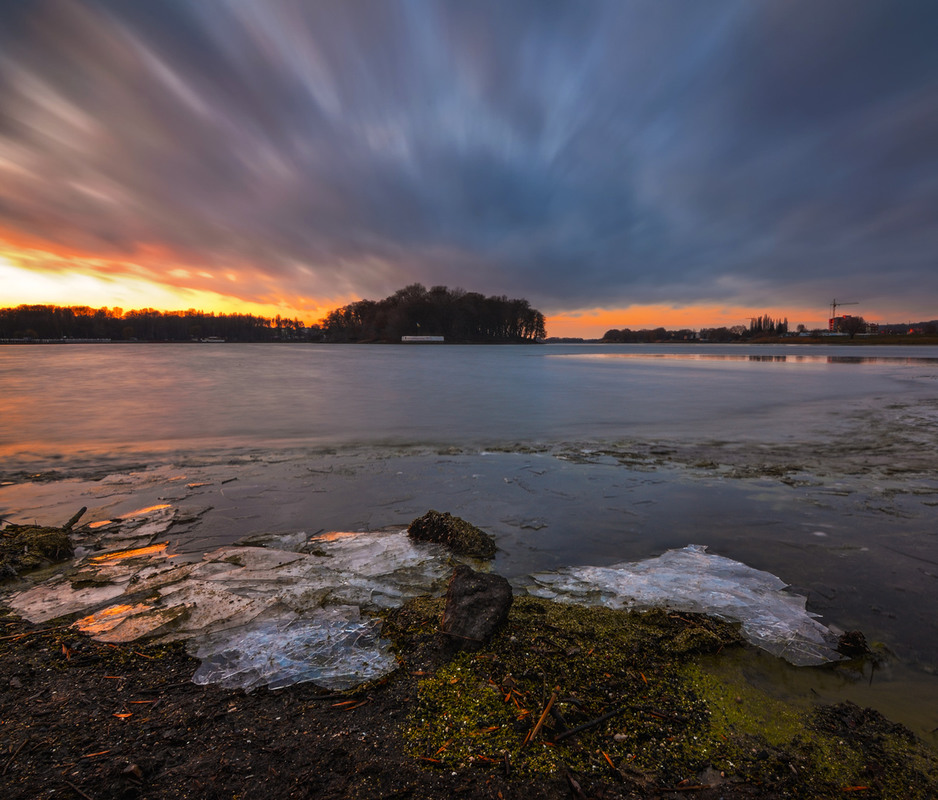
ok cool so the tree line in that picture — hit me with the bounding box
[0,305,317,342]
[320,284,546,343]
[601,314,789,343]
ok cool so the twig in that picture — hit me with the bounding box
[0,625,70,642]
[523,687,558,746]
[64,507,87,530]
[3,739,27,775]
[565,771,589,800]
[601,749,622,779]
[636,705,687,724]
[139,682,195,692]
[65,781,95,800]
[553,706,623,743]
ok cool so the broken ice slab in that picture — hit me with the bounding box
[190,606,397,691]
[6,527,458,690]
[5,528,844,691]
[524,544,841,666]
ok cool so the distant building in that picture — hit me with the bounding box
[829,314,863,333]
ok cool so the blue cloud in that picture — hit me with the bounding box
[0,0,935,316]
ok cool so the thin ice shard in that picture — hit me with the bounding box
[190,606,397,691]
[525,544,841,666]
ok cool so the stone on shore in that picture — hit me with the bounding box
[441,564,512,651]
[407,510,496,559]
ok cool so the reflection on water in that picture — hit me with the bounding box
[561,353,938,365]
[89,543,168,562]
[119,503,172,518]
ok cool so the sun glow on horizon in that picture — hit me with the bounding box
[1,245,889,338]
[0,254,335,325]
[545,304,834,339]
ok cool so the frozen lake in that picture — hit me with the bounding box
[2,342,938,733]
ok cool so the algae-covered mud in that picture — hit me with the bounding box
[4,593,936,800]
[389,596,938,797]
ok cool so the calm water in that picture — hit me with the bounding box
[2,342,938,734]
[3,342,937,464]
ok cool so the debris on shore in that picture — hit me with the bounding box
[0,506,83,578]
[407,509,497,559]
[389,595,938,797]
[1,510,937,798]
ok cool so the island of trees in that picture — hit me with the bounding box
[320,284,546,343]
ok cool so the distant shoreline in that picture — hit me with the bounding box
[3,334,938,346]
[547,335,938,346]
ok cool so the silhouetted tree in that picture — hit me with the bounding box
[319,285,545,343]
[840,316,867,339]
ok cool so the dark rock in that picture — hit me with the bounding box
[837,630,872,658]
[441,565,512,651]
[407,510,496,559]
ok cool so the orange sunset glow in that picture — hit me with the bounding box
[4,241,838,336]
[544,304,833,340]
[1,244,339,327]
[1,1,934,336]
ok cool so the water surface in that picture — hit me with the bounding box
[2,342,938,735]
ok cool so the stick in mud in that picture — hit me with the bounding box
[64,507,87,530]
[523,686,558,746]
[552,705,624,743]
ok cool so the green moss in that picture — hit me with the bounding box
[401,597,739,780]
[395,596,938,795]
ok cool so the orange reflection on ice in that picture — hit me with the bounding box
[90,542,169,562]
[74,603,150,634]
[88,520,114,529]
[119,504,171,518]
[311,531,365,542]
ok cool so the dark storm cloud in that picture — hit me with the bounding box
[0,0,936,314]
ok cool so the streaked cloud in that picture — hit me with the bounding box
[1,0,936,325]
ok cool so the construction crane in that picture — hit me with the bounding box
[829,299,859,333]
[830,299,859,319]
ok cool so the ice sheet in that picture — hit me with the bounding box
[6,529,842,691]
[525,544,841,666]
[7,528,456,690]
[189,606,397,691]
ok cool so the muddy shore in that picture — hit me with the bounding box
[3,589,938,800]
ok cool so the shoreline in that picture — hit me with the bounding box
[2,594,937,799]
[3,433,938,736]
[4,335,938,345]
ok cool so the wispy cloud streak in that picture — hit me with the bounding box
[0,0,936,316]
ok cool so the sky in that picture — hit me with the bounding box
[1,1,936,337]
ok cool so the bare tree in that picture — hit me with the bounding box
[840,316,867,339]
